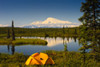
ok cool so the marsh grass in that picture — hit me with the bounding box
[0,38,47,45]
[0,51,100,67]
[0,38,11,44]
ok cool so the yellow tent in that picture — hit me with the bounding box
[25,52,55,65]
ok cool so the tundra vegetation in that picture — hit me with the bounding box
[0,51,100,67]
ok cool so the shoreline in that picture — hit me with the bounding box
[0,38,47,45]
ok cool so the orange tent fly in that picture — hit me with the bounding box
[25,52,55,65]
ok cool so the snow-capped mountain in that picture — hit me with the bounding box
[23,17,80,28]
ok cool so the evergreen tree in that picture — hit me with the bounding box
[79,0,100,61]
[62,26,65,37]
[79,0,100,27]
[79,0,100,50]
[12,20,15,40]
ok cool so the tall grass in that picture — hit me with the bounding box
[0,38,11,44]
[0,51,100,67]
[0,38,47,45]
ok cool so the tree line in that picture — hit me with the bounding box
[0,27,79,37]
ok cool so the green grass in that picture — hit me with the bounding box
[0,38,47,45]
[0,51,100,67]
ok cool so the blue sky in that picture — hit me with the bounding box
[0,0,83,27]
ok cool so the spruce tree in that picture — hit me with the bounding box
[12,20,15,40]
[62,26,65,36]
[79,0,100,27]
[79,0,100,51]
[79,0,100,61]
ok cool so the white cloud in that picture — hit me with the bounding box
[0,24,8,27]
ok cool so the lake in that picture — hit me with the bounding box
[0,37,82,55]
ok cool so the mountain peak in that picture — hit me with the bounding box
[46,17,56,20]
[42,17,59,24]
[23,17,80,28]
[43,17,71,24]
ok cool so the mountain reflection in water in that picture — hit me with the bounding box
[0,37,81,55]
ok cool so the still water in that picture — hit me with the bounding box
[0,37,82,55]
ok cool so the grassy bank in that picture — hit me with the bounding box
[0,39,47,45]
[0,51,100,67]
